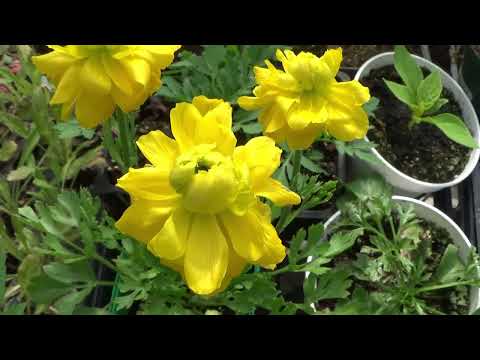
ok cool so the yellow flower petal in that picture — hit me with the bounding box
[253,203,286,269]
[214,246,247,294]
[31,51,78,84]
[196,100,236,156]
[116,167,179,203]
[79,57,112,95]
[325,103,369,141]
[50,62,83,105]
[328,80,371,106]
[136,130,179,170]
[75,92,116,128]
[220,210,266,262]
[192,96,225,117]
[110,83,145,113]
[184,214,229,295]
[116,199,172,244]
[119,57,151,87]
[285,124,325,150]
[102,54,136,96]
[233,136,281,188]
[170,102,203,152]
[254,178,301,206]
[148,208,192,260]
[319,48,343,78]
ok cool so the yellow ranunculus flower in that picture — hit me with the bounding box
[238,48,371,150]
[32,45,181,128]
[116,96,301,295]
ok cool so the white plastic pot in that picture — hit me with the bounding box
[306,196,480,315]
[353,52,480,196]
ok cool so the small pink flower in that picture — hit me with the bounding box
[0,84,9,93]
[9,59,21,75]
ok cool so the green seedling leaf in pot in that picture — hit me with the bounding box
[423,114,479,149]
[393,45,424,96]
[384,80,417,108]
[385,45,478,149]
[424,98,449,116]
[417,71,442,110]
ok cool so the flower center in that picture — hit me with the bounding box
[169,145,246,215]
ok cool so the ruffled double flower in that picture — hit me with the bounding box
[116,96,301,295]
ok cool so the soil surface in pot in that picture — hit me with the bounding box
[361,65,471,184]
[315,217,471,315]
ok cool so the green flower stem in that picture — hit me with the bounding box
[103,111,138,174]
[61,236,138,283]
[291,150,302,189]
[416,280,479,294]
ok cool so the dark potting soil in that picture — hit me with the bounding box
[315,217,470,315]
[361,65,471,184]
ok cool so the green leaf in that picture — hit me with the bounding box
[422,113,478,148]
[431,244,466,284]
[322,228,364,258]
[301,155,324,174]
[335,140,381,166]
[332,288,379,315]
[344,175,392,203]
[424,98,449,115]
[305,269,352,303]
[0,140,17,162]
[6,166,34,181]
[300,257,331,275]
[0,112,29,138]
[472,307,480,316]
[393,45,424,95]
[43,260,96,285]
[64,147,100,180]
[54,120,95,140]
[54,287,93,315]
[362,96,380,117]
[203,45,227,70]
[26,273,72,304]
[2,303,27,315]
[417,71,443,110]
[241,122,262,135]
[0,241,5,306]
[17,254,43,291]
[73,306,111,315]
[384,80,417,108]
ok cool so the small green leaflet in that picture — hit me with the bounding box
[384,80,416,107]
[304,269,352,303]
[362,96,380,117]
[54,119,95,140]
